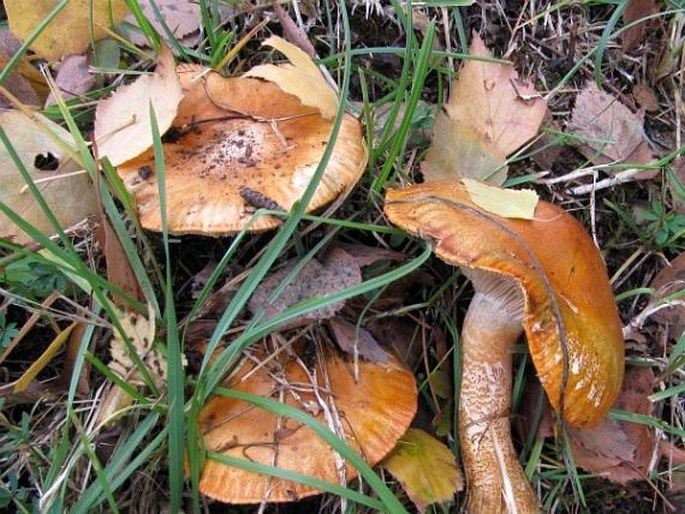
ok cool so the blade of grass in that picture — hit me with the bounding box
[148,103,185,513]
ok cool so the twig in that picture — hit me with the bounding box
[568,168,652,195]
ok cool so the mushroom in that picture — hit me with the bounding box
[116,65,367,235]
[196,337,417,503]
[384,179,625,513]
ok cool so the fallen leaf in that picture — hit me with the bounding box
[245,35,339,119]
[96,306,168,426]
[95,216,144,307]
[422,33,545,184]
[0,110,98,245]
[422,116,507,185]
[622,0,661,53]
[333,241,405,268]
[60,321,90,394]
[94,44,183,166]
[5,0,129,62]
[45,53,97,106]
[568,366,657,484]
[462,178,539,219]
[422,32,546,185]
[366,317,423,368]
[632,83,659,112]
[108,307,166,390]
[382,428,463,512]
[650,251,685,341]
[568,82,655,173]
[120,0,202,47]
[0,30,45,107]
[248,248,362,331]
[328,317,389,362]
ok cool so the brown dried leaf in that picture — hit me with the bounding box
[0,30,45,107]
[248,248,362,331]
[422,33,546,184]
[6,0,128,62]
[46,53,97,106]
[95,217,144,307]
[568,367,656,484]
[650,252,685,340]
[632,83,659,112]
[366,317,422,368]
[622,0,661,52]
[94,45,182,166]
[382,428,463,512]
[328,317,389,363]
[333,242,405,268]
[447,33,547,156]
[568,82,655,170]
[121,0,202,47]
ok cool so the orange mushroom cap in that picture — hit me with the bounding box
[384,179,624,427]
[116,65,367,235]
[196,339,417,503]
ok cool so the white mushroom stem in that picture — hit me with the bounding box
[459,270,541,514]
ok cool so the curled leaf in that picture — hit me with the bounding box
[94,44,183,166]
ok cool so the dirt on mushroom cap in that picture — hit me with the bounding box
[384,179,625,427]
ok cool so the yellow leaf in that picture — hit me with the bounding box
[0,110,97,245]
[108,307,167,390]
[94,44,183,166]
[244,36,339,119]
[382,428,463,512]
[462,178,539,220]
[6,0,128,62]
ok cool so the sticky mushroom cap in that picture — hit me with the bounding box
[116,66,367,235]
[384,179,624,427]
[197,340,417,503]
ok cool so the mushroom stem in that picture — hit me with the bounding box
[458,272,541,514]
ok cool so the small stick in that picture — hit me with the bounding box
[568,168,652,195]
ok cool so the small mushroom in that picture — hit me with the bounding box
[384,180,624,513]
[196,338,417,503]
[116,65,367,235]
